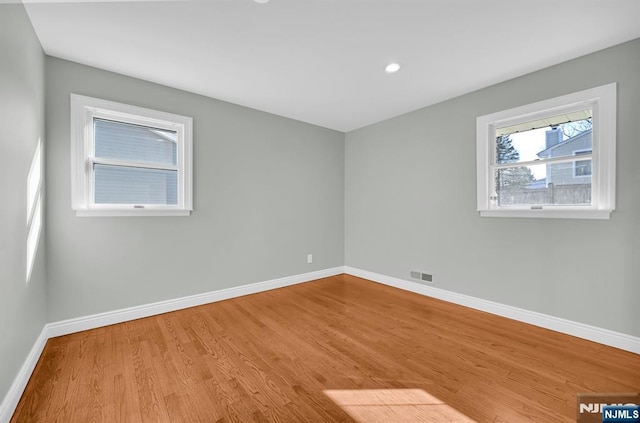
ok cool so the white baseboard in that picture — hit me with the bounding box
[0,266,343,423]
[344,266,640,355]
[0,327,48,423]
[47,267,344,338]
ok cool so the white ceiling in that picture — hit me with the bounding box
[22,0,640,132]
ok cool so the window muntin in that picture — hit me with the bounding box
[71,94,193,216]
[476,83,616,219]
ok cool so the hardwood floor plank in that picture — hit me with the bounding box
[11,275,640,422]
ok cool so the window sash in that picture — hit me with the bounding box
[493,165,593,208]
[93,118,178,167]
[93,163,178,206]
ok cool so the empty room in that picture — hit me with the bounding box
[1,0,639,422]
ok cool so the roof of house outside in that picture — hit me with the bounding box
[537,129,592,157]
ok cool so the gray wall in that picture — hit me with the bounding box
[0,4,48,403]
[46,57,345,322]
[345,38,640,337]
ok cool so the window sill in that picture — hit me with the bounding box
[74,208,191,217]
[479,209,612,220]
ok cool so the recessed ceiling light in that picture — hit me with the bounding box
[385,62,401,74]
[254,0,269,3]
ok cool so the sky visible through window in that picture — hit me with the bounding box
[509,127,548,179]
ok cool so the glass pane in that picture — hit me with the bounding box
[496,116,592,165]
[495,109,592,137]
[94,118,177,165]
[496,163,591,206]
[94,164,177,205]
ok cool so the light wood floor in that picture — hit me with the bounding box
[12,275,640,422]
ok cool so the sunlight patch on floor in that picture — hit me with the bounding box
[324,389,477,422]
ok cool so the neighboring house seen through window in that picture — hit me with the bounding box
[71,94,193,216]
[476,83,616,219]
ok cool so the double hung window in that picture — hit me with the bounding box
[71,94,193,216]
[476,84,616,219]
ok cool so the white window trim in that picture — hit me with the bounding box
[476,83,616,220]
[572,148,592,178]
[70,94,193,217]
